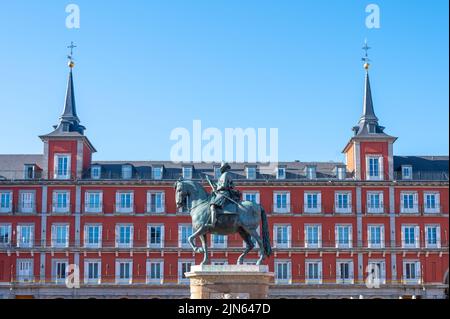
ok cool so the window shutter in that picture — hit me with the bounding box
[381,226,385,248]
[130,193,134,212]
[288,225,292,248]
[51,224,56,246]
[146,192,151,213]
[413,193,418,211]
[99,225,103,247]
[414,226,420,248]
[349,193,352,212]
[161,192,166,213]
[365,156,369,180]
[401,226,405,248]
[286,192,291,212]
[367,227,372,248]
[349,226,353,248]
[319,262,323,283]
[130,226,134,247]
[273,193,277,210]
[380,193,384,211]
[334,225,338,248]
[350,262,354,282]
[67,192,71,213]
[115,192,120,211]
[273,226,277,248]
[84,192,89,211]
[437,226,441,248]
[256,192,260,204]
[436,193,440,212]
[30,225,35,248]
[400,194,404,212]
[178,226,182,247]
[304,228,308,248]
[99,192,103,212]
[379,157,384,180]
[334,193,339,211]
[318,226,322,248]
[115,225,119,247]
[161,225,165,248]
[65,225,69,247]
[53,156,58,179]
[318,193,322,212]
[416,262,421,283]
[16,226,21,248]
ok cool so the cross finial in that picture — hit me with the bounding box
[67,41,77,61]
[362,39,371,70]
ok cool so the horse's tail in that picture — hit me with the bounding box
[260,206,272,257]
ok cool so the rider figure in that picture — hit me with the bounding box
[207,162,234,228]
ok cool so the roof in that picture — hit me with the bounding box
[0,155,43,180]
[393,156,449,180]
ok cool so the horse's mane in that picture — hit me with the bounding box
[183,180,211,200]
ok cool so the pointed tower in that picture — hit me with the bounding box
[39,43,96,180]
[343,41,397,181]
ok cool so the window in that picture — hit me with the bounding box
[424,192,440,213]
[366,156,383,180]
[335,225,352,248]
[368,123,377,134]
[400,192,418,213]
[19,191,35,213]
[147,260,164,284]
[115,192,134,213]
[148,224,164,248]
[243,192,260,204]
[304,192,321,213]
[367,260,386,285]
[0,191,12,213]
[402,165,413,180]
[85,191,102,213]
[84,260,101,284]
[336,166,346,180]
[275,261,291,284]
[273,192,290,213]
[214,167,221,179]
[367,192,384,213]
[182,167,193,180]
[0,224,11,246]
[211,234,227,248]
[401,225,420,249]
[425,225,441,248]
[336,260,354,284]
[121,165,132,179]
[246,167,256,180]
[17,259,34,283]
[152,167,163,180]
[403,261,421,284]
[52,191,70,213]
[54,154,71,179]
[16,224,34,248]
[51,224,69,248]
[305,225,321,248]
[116,260,133,284]
[335,192,352,213]
[367,225,384,249]
[178,225,193,248]
[84,224,102,248]
[116,224,133,248]
[306,166,316,180]
[274,225,291,248]
[305,260,322,284]
[277,167,286,180]
[178,260,193,284]
[52,260,68,284]
[23,165,35,179]
[91,165,101,179]
[147,191,165,213]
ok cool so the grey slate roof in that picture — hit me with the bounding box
[394,156,449,180]
[0,155,43,180]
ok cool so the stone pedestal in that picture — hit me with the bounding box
[185,265,274,299]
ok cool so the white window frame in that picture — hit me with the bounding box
[401,225,420,249]
[336,260,354,284]
[367,260,387,285]
[335,224,353,249]
[305,224,322,248]
[84,191,103,213]
[152,166,163,180]
[84,259,101,284]
[400,192,418,213]
[16,258,34,283]
[147,191,165,213]
[19,191,35,214]
[23,164,35,179]
[178,224,193,248]
[366,155,383,181]
[91,165,101,179]
[425,225,441,249]
[424,192,440,214]
[52,259,69,284]
[274,260,292,284]
[178,260,194,284]
[121,165,132,179]
[146,259,164,284]
[273,191,290,213]
[273,224,291,248]
[214,167,221,179]
[335,191,352,214]
[54,154,71,180]
[115,224,133,248]
[84,224,102,248]
[182,167,193,180]
[0,191,13,213]
[367,224,385,249]
[401,165,413,180]
[51,223,70,248]
[0,223,12,246]
[115,191,134,214]
[52,190,70,214]
[16,224,34,248]
[211,234,227,249]
[246,167,256,180]
[115,259,133,284]
[367,191,384,214]
[304,192,321,213]
[336,166,346,180]
[276,167,286,180]
[403,261,421,284]
[306,166,316,180]
[147,224,164,248]
[243,191,260,204]
[305,260,322,284]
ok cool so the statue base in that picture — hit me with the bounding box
[185,265,274,299]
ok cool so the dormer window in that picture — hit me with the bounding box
[214,166,221,179]
[368,123,377,134]
[152,166,163,180]
[182,167,193,180]
[336,166,346,180]
[246,167,256,180]
[276,167,286,180]
[91,165,101,179]
[305,166,316,180]
[121,165,132,179]
[402,165,413,180]
[54,154,71,180]
[23,165,35,179]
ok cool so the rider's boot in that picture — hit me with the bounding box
[206,205,217,228]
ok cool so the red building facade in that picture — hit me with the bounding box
[0,59,448,299]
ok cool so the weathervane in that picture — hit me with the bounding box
[362,39,371,70]
[67,41,77,68]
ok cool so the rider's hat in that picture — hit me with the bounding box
[220,162,231,173]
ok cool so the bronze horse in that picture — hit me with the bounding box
[175,180,272,265]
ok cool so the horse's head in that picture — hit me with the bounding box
[174,178,209,209]
[174,178,188,209]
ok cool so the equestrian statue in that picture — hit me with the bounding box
[174,162,272,265]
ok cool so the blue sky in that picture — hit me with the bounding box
[0,0,448,162]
